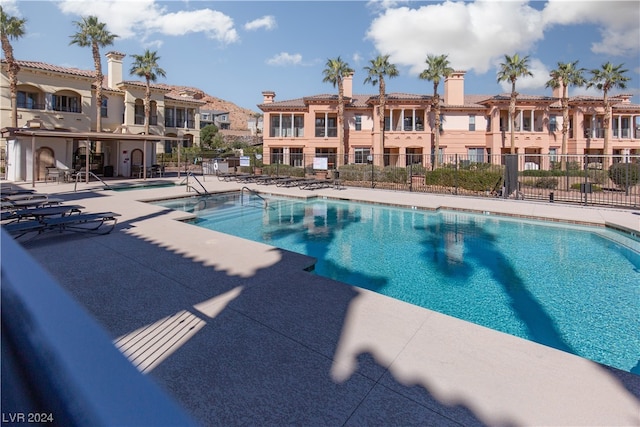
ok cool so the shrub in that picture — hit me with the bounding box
[425,169,503,192]
[608,162,640,191]
[533,177,558,189]
[570,183,603,192]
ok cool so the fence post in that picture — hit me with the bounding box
[371,157,375,189]
[454,154,459,195]
[409,161,413,192]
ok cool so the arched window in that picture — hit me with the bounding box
[52,90,82,113]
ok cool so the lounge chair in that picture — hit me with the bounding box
[276,177,310,188]
[3,211,120,241]
[299,180,333,190]
[2,205,84,223]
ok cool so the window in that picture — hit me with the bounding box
[549,148,557,162]
[355,115,362,131]
[52,94,81,113]
[282,115,292,137]
[406,148,423,165]
[468,115,476,131]
[315,114,337,137]
[176,108,186,128]
[486,116,491,132]
[290,148,303,167]
[150,101,159,126]
[549,115,557,132]
[467,148,485,163]
[135,101,145,125]
[165,108,175,127]
[404,116,413,131]
[294,115,304,137]
[17,91,41,109]
[270,115,281,137]
[270,148,284,164]
[354,148,371,164]
[101,97,108,118]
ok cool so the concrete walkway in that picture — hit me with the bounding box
[7,177,640,426]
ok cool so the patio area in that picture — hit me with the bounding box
[3,176,639,426]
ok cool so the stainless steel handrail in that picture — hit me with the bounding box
[241,186,268,209]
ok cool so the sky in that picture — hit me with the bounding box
[2,0,639,112]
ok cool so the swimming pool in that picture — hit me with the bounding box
[153,192,640,374]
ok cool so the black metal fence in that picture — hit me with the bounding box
[185,153,640,209]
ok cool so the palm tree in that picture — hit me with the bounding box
[588,62,630,168]
[70,15,117,133]
[1,6,26,128]
[129,49,166,135]
[322,57,353,167]
[497,53,533,154]
[364,55,398,166]
[545,61,586,171]
[419,54,453,168]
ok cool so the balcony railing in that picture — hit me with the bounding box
[53,106,81,113]
[165,119,195,128]
[315,127,337,137]
[17,101,45,110]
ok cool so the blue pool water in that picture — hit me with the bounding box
[153,193,640,374]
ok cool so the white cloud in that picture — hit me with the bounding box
[266,52,302,66]
[365,0,639,83]
[244,15,276,31]
[152,10,238,43]
[366,1,545,76]
[57,0,238,45]
[0,0,20,16]
[542,0,639,56]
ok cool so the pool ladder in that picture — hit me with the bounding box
[241,187,268,209]
[182,171,209,195]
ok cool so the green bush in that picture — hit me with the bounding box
[608,162,640,190]
[262,164,305,177]
[425,169,503,192]
[533,177,558,189]
[381,166,407,183]
[570,183,603,192]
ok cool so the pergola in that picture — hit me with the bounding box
[2,128,186,187]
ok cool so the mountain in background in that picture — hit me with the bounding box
[159,84,259,131]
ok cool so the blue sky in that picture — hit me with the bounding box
[2,0,639,111]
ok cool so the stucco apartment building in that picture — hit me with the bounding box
[258,72,640,170]
[0,52,202,181]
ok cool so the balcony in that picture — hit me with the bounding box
[17,101,45,110]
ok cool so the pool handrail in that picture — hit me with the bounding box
[182,171,209,195]
[241,186,268,209]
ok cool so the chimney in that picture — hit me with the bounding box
[262,91,276,104]
[343,72,353,99]
[106,51,126,89]
[552,78,565,98]
[444,71,466,105]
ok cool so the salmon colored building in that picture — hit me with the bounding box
[258,72,640,169]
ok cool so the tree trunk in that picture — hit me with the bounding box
[433,80,441,169]
[509,80,518,155]
[603,90,610,169]
[337,79,345,167]
[2,34,20,128]
[378,78,386,167]
[560,87,569,171]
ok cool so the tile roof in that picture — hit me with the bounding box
[10,60,96,79]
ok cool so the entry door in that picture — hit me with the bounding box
[36,147,55,181]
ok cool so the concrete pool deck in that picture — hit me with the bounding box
[5,177,640,426]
